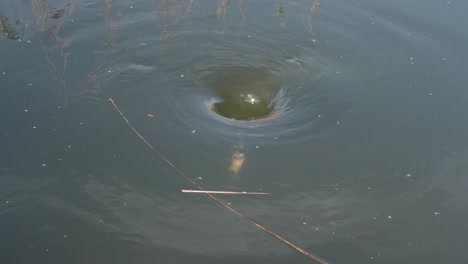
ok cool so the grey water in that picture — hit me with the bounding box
[1,0,468,263]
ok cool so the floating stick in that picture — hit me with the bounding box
[182,190,271,195]
[108,98,327,264]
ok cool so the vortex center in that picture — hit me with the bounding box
[205,67,281,121]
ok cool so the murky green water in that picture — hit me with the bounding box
[1,0,468,263]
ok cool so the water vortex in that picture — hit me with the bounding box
[206,67,282,121]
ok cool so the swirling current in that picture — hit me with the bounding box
[116,29,350,146]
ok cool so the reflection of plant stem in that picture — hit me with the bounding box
[273,0,286,29]
[31,0,76,105]
[83,0,123,98]
[238,0,246,32]
[215,0,230,34]
[308,0,320,40]
[0,11,19,39]
[161,0,170,40]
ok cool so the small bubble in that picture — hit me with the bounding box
[5,200,10,204]
[255,146,259,148]
[303,222,307,225]
[388,215,392,219]
[27,40,31,43]
[130,5,133,8]
[41,164,47,167]
[24,109,28,112]
[434,212,440,215]
[191,130,196,133]
[180,74,184,77]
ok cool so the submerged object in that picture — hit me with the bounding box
[229,150,245,174]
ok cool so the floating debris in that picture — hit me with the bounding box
[182,190,271,195]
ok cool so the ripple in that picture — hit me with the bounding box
[157,31,346,145]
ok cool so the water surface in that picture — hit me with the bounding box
[1,0,468,263]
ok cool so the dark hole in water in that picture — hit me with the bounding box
[206,67,281,121]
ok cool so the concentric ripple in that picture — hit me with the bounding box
[150,30,348,145]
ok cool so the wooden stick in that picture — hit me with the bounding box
[182,190,271,195]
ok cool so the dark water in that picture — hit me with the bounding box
[1,0,468,263]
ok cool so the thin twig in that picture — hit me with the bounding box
[182,190,271,195]
[108,98,328,264]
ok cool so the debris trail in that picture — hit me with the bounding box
[108,98,327,264]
